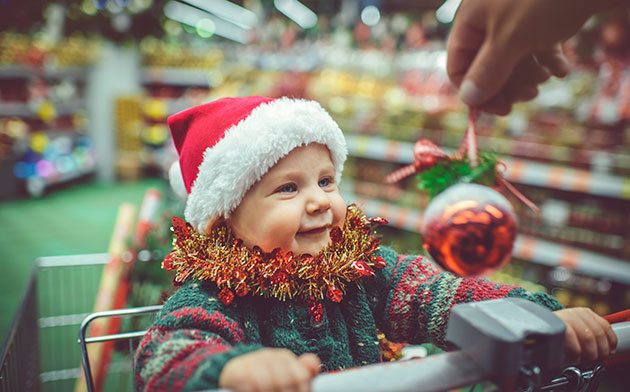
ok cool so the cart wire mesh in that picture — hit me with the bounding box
[1,253,159,392]
[0,269,39,392]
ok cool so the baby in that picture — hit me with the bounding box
[134,96,616,392]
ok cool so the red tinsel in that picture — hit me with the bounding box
[163,205,388,320]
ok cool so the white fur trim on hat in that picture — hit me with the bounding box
[168,160,188,200]
[185,97,347,232]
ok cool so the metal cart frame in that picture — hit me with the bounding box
[78,305,162,392]
[1,253,151,392]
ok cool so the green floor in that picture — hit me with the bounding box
[0,178,164,343]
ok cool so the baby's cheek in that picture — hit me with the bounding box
[267,226,296,252]
[333,204,347,228]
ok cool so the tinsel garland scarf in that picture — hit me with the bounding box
[162,205,387,321]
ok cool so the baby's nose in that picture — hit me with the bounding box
[306,188,331,214]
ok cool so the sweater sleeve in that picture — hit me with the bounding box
[367,246,563,349]
[134,280,264,392]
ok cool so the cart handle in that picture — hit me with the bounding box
[319,322,630,392]
[206,321,630,392]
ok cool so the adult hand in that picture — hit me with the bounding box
[446,0,612,114]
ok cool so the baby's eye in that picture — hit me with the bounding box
[318,177,332,187]
[275,183,297,193]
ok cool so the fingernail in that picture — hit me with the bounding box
[557,58,570,77]
[459,80,486,106]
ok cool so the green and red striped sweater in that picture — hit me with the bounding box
[134,246,562,391]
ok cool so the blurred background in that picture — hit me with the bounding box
[0,0,628,390]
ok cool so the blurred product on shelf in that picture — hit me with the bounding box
[0,33,99,198]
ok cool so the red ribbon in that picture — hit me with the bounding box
[384,110,540,213]
[384,139,447,184]
[458,109,479,167]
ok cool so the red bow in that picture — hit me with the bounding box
[384,110,539,214]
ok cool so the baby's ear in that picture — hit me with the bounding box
[203,216,225,234]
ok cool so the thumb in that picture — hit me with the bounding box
[459,41,522,107]
[298,353,322,377]
[535,44,570,78]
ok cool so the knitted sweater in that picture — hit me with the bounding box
[134,246,562,391]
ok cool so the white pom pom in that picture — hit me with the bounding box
[169,160,188,200]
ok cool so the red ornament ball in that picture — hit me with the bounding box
[421,183,517,277]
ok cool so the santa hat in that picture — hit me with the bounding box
[168,96,348,232]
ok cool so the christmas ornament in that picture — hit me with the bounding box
[386,111,536,277]
[421,183,516,276]
[162,205,387,322]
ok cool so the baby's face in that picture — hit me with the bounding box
[225,143,347,256]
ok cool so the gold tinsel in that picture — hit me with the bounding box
[162,205,387,306]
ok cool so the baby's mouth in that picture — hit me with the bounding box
[298,226,329,236]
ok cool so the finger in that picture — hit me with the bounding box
[446,0,487,88]
[265,351,303,391]
[298,353,322,377]
[492,56,548,105]
[219,361,255,392]
[594,314,618,354]
[576,310,606,362]
[232,380,255,392]
[514,55,551,85]
[476,93,513,115]
[287,357,312,391]
[563,321,582,364]
[535,44,570,78]
[493,78,539,105]
[513,85,539,102]
[459,39,524,107]
[251,363,274,392]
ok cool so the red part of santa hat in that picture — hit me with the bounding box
[168,96,347,232]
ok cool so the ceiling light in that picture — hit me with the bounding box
[436,0,462,24]
[181,0,258,29]
[163,1,249,43]
[360,6,380,27]
[273,0,317,29]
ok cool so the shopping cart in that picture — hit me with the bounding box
[0,253,151,392]
[77,298,630,392]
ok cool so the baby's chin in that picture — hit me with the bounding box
[290,238,331,257]
[236,232,331,257]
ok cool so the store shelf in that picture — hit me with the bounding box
[0,65,88,80]
[340,185,630,284]
[0,102,32,117]
[24,161,96,197]
[511,235,630,285]
[465,133,630,173]
[42,128,88,135]
[380,123,630,173]
[345,134,630,200]
[0,100,84,117]
[151,98,200,116]
[141,67,213,87]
